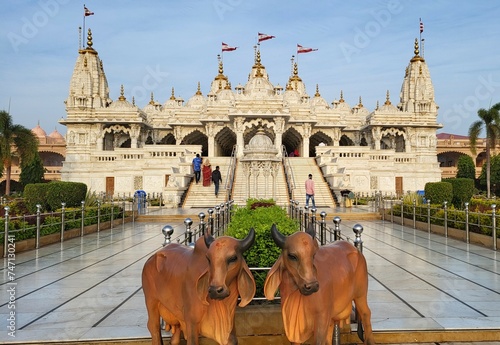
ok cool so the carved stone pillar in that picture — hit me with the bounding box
[206,123,216,157]
[234,117,245,158]
[274,117,285,157]
[372,127,382,150]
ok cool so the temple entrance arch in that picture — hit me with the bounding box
[309,131,333,157]
[283,127,302,156]
[215,127,236,156]
[181,130,208,155]
[339,134,355,146]
[103,124,132,150]
[159,133,176,144]
[381,128,406,152]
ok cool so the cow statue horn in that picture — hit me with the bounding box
[238,228,255,252]
[204,231,215,248]
[271,224,286,249]
[306,223,316,239]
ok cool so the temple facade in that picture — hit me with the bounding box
[60,29,442,205]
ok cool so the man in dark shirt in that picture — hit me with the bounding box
[211,165,222,197]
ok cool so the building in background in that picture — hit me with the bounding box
[59,29,444,206]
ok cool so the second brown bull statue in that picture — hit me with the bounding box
[264,224,375,345]
[142,228,256,345]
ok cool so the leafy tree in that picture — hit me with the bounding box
[19,153,46,187]
[456,155,476,180]
[468,102,500,198]
[0,111,39,195]
[479,154,500,196]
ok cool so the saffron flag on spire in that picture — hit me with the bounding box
[297,44,318,54]
[222,42,237,52]
[258,32,275,42]
[420,20,424,33]
[84,5,94,16]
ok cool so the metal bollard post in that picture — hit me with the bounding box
[400,198,404,226]
[199,212,206,237]
[162,225,174,246]
[413,199,416,229]
[220,203,225,232]
[311,208,317,237]
[3,206,10,258]
[225,202,230,229]
[333,216,341,241]
[97,200,101,232]
[492,204,497,251]
[289,199,293,217]
[320,211,326,245]
[301,206,309,231]
[465,202,470,244]
[60,202,66,242]
[122,200,126,226]
[294,201,299,220]
[111,199,114,230]
[390,198,393,223]
[353,224,363,253]
[184,218,193,246]
[208,208,214,235]
[36,204,41,249]
[444,201,448,238]
[80,201,85,237]
[215,206,220,237]
[132,197,136,223]
[427,199,431,233]
[298,207,303,231]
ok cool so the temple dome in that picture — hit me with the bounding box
[248,129,274,149]
[48,129,66,144]
[32,124,47,138]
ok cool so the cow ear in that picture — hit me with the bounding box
[237,262,256,307]
[264,256,283,300]
[155,251,167,272]
[306,223,316,238]
[196,269,210,306]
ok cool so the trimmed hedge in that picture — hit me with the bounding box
[445,178,475,209]
[424,181,452,205]
[23,181,87,212]
[226,199,299,298]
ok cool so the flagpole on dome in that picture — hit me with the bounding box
[82,4,86,49]
[419,18,425,58]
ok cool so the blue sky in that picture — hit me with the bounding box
[1,0,500,136]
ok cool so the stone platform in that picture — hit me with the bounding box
[0,206,499,344]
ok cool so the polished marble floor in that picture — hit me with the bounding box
[1,210,499,344]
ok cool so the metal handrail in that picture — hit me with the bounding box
[282,145,296,199]
[224,145,237,201]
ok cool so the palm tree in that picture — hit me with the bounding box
[468,102,500,198]
[0,110,39,195]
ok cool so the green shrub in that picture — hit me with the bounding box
[23,183,50,212]
[445,178,474,209]
[424,181,452,205]
[46,181,87,210]
[226,199,299,298]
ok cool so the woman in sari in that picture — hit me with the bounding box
[202,159,212,186]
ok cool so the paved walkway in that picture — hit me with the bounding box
[1,207,499,344]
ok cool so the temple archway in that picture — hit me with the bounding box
[181,130,208,156]
[215,127,236,156]
[283,127,302,156]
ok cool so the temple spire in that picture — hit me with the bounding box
[170,87,176,100]
[118,85,126,101]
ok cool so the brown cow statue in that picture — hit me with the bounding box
[264,224,375,345]
[142,228,256,345]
